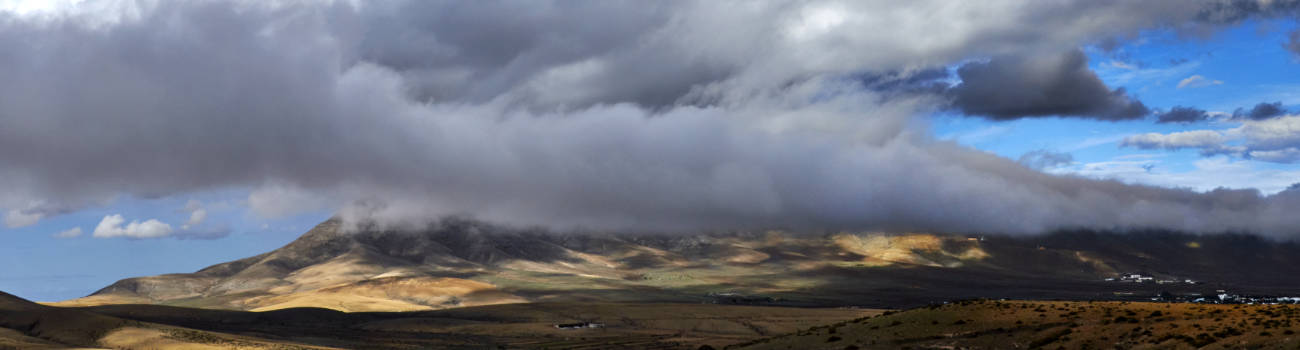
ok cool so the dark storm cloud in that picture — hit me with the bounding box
[947,50,1150,121]
[1234,101,1288,120]
[2,0,1300,237]
[1157,106,1212,123]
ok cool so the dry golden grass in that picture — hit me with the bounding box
[724,247,773,264]
[271,251,396,293]
[249,276,526,312]
[42,294,154,308]
[99,328,230,350]
[98,326,341,350]
[833,233,988,267]
[249,293,432,312]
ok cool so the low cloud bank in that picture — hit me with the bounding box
[1,1,1299,236]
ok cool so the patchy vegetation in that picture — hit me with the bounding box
[733,300,1300,349]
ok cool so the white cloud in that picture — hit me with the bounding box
[1176,74,1223,89]
[0,0,148,28]
[1249,147,1300,163]
[92,214,173,239]
[1103,60,1138,70]
[1065,134,1130,152]
[52,227,82,238]
[181,199,206,229]
[3,209,42,228]
[1122,115,1300,163]
[185,208,206,229]
[1235,115,1300,149]
[1121,130,1227,150]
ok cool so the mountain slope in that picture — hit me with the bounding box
[55,218,1300,312]
[0,290,126,348]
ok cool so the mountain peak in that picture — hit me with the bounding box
[53,219,1300,312]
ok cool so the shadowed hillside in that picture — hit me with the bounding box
[54,218,1300,312]
[3,290,879,349]
[0,291,334,349]
[74,302,879,349]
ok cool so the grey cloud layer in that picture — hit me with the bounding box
[2,0,1300,236]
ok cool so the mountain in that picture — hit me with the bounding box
[53,218,1300,312]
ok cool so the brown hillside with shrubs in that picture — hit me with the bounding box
[735,300,1300,349]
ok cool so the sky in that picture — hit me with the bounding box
[0,0,1299,302]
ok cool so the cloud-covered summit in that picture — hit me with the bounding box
[2,0,1300,236]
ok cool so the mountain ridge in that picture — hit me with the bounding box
[55,218,1300,312]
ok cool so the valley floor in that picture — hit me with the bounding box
[2,290,879,349]
[9,289,1300,350]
